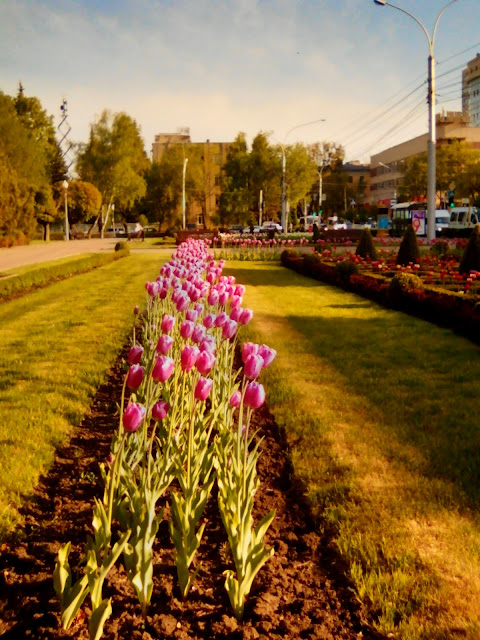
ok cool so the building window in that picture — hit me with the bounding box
[196,214,204,226]
[214,175,220,186]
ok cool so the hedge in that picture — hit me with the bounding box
[0,249,130,302]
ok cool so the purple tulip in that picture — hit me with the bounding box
[181,345,200,372]
[156,334,174,355]
[242,342,258,363]
[126,364,145,390]
[222,319,238,340]
[196,350,216,375]
[239,308,254,325]
[152,355,175,383]
[161,314,175,333]
[229,390,242,408]
[180,320,194,339]
[203,313,216,329]
[258,344,277,368]
[194,377,213,402]
[128,345,144,365]
[244,382,265,409]
[123,403,146,432]
[244,354,264,380]
[152,400,170,421]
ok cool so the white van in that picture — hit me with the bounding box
[449,207,480,229]
[434,209,450,234]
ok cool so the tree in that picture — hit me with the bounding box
[217,133,250,226]
[76,110,148,235]
[0,149,36,246]
[64,181,103,225]
[282,143,318,225]
[248,132,281,222]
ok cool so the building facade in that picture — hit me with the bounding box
[462,53,480,126]
[151,128,231,228]
[368,111,480,208]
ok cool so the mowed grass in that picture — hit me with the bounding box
[226,260,480,640]
[0,251,166,538]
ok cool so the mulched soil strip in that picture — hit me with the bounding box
[0,350,386,640]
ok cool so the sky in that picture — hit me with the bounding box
[2,0,480,164]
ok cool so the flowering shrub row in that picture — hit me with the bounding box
[54,239,277,638]
[281,249,480,345]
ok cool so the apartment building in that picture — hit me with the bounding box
[462,53,480,126]
[368,111,480,208]
[341,161,370,205]
[151,128,231,228]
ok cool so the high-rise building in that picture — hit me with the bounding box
[462,53,480,126]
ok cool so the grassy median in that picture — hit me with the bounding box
[227,260,480,640]
[0,252,166,538]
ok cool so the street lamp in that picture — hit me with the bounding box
[111,204,115,238]
[182,157,188,230]
[373,0,458,242]
[62,180,69,241]
[281,118,326,233]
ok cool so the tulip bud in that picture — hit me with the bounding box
[152,355,175,383]
[196,350,216,375]
[194,377,213,402]
[123,402,146,432]
[258,344,277,368]
[152,400,170,421]
[133,305,140,315]
[203,313,216,329]
[180,320,194,339]
[214,312,228,328]
[126,364,145,390]
[222,318,238,340]
[128,345,144,365]
[239,308,253,325]
[242,342,258,363]
[161,314,175,333]
[244,381,265,409]
[186,308,199,322]
[244,354,264,380]
[156,334,174,355]
[229,390,242,408]
[181,345,200,372]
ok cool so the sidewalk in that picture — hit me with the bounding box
[0,239,119,273]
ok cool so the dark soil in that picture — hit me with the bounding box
[0,353,386,640]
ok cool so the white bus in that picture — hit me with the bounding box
[390,202,450,235]
[449,206,480,230]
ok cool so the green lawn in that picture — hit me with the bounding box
[0,252,165,537]
[227,260,480,640]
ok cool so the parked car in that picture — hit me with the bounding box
[106,226,126,235]
[326,216,347,230]
[242,225,261,234]
[261,222,283,233]
[228,224,245,234]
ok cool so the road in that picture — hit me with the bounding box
[0,238,121,273]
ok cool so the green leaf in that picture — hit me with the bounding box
[88,598,112,640]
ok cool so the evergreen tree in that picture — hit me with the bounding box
[396,224,420,266]
[459,224,480,274]
[356,227,378,260]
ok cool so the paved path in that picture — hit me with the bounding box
[0,239,120,273]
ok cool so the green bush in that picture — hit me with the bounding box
[388,271,424,306]
[312,223,322,242]
[459,224,480,275]
[334,259,360,284]
[431,239,450,258]
[396,225,420,266]
[355,228,378,260]
[115,241,129,254]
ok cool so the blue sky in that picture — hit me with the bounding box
[1,0,479,163]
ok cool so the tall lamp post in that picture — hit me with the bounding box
[62,180,69,241]
[281,118,326,233]
[373,0,458,242]
[182,157,188,230]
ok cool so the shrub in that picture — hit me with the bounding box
[388,272,424,307]
[431,239,450,258]
[334,259,360,284]
[312,223,322,242]
[459,224,480,274]
[115,241,129,254]
[355,228,378,260]
[396,225,420,266]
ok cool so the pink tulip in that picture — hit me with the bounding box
[229,390,242,408]
[219,292,229,306]
[235,284,246,297]
[230,295,242,308]
[133,305,140,315]
[222,319,238,340]
[152,400,170,421]
[230,307,242,322]
[194,377,213,402]
[214,312,228,327]
[244,354,264,380]
[258,345,277,368]
[203,313,216,329]
[180,320,194,339]
[192,324,206,344]
[242,342,258,363]
[126,364,145,390]
[128,345,143,365]
[239,308,253,325]
[244,382,265,409]
[186,308,198,322]
[199,336,216,353]
[208,290,219,306]
[123,403,146,432]
[156,334,174,355]
[161,314,175,333]
[181,345,200,372]
[196,350,216,375]
[152,355,175,383]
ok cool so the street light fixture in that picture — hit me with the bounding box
[62,180,69,241]
[373,0,459,242]
[281,118,326,233]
